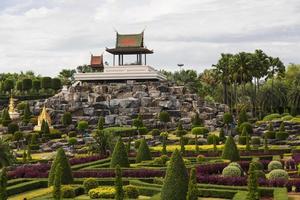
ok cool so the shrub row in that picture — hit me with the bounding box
[8,164,50,179]
[71,158,110,170]
[73,169,164,178]
[7,180,47,196]
[69,155,106,166]
[198,188,237,199]
[197,183,274,196]
[7,178,30,187]
[273,188,288,200]
[196,160,280,175]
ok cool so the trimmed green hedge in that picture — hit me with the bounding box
[197,184,274,197]
[104,126,137,137]
[7,180,47,196]
[198,188,237,199]
[129,180,162,189]
[273,188,288,200]
[7,178,30,187]
[136,186,161,196]
[71,158,111,170]
[233,191,248,200]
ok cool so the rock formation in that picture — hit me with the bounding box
[32,81,229,131]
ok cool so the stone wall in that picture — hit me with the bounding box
[32,81,229,131]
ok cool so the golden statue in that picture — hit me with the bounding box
[8,95,20,120]
[34,105,53,131]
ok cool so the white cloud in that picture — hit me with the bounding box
[0,0,299,76]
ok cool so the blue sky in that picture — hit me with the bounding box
[0,0,299,76]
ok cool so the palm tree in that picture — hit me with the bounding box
[288,85,300,115]
[213,53,233,105]
[250,50,270,117]
[0,139,15,168]
[231,52,252,96]
[266,57,285,112]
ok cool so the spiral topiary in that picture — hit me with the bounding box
[268,169,289,181]
[222,166,241,177]
[268,161,283,171]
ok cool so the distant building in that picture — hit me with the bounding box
[74,31,166,83]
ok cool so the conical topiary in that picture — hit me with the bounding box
[186,168,198,200]
[43,121,50,136]
[161,149,188,200]
[110,137,130,168]
[136,138,152,163]
[115,165,124,200]
[97,116,105,130]
[1,109,11,127]
[48,148,73,186]
[22,102,31,124]
[40,120,46,134]
[53,163,62,200]
[0,167,7,200]
[246,162,260,200]
[221,136,240,161]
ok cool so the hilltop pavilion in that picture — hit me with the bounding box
[74,31,166,82]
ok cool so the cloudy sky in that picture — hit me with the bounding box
[0,0,299,76]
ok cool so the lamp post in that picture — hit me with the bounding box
[177,64,184,71]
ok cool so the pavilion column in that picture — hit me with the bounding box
[144,54,146,65]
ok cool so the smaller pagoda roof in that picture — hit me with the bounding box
[90,54,104,68]
[106,31,153,55]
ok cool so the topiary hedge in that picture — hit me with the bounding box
[61,185,76,198]
[263,114,281,121]
[136,138,152,163]
[238,122,253,135]
[48,148,73,186]
[83,178,99,193]
[268,161,283,171]
[267,169,289,181]
[222,166,241,177]
[161,149,188,200]
[110,137,130,168]
[207,135,220,145]
[221,136,240,161]
[251,137,261,145]
[124,185,139,199]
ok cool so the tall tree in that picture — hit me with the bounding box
[267,57,285,112]
[213,53,233,105]
[58,69,76,85]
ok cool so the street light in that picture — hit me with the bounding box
[177,64,184,71]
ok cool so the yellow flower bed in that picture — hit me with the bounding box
[88,186,116,199]
[8,187,52,200]
[151,144,246,152]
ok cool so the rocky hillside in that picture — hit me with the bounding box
[33,81,228,130]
